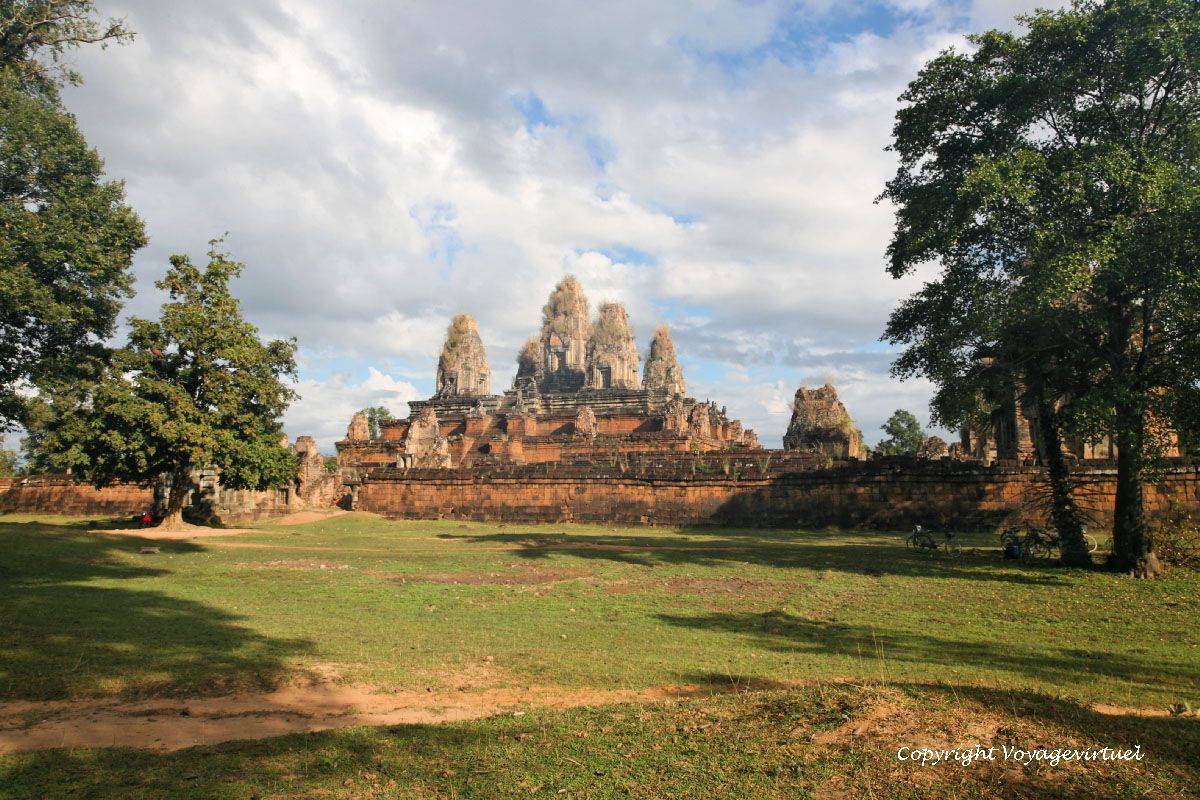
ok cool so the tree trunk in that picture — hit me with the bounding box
[160,471,191,530]
[1111,405,1162,577]
[1034,394,1091,567]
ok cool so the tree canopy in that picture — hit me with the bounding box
[31,243,299,525]
[880,0,1200,574]
[875,410,926,457]
[0,0,132,93]
[361,406,395,440]
[0,1,143,431]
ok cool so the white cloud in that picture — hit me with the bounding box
[286,368,419,451]
[56,0,1064,450]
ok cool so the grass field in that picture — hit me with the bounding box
[1,512,1197,798]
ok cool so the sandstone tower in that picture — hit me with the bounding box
[537,276,590,392]
[642,325,686,396]
[586,302,639,389]
[514,336,544,387]
[783,383,866,459]
[435,314,491,397]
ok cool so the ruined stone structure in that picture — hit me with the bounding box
[536,276,590,392]
[346,411,370,442]
[960,385,1181,465]
[917,435,949,459]
[337,276,758,475]
[350,458,1200,530]
[436,314,491,397]
[11,459,1200,532]
[642,325,686,396]
[294,435,340,506]
[586,302,639,390]
[783,383,866,459]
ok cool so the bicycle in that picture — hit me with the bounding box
[906,525,960,556]
[999,526,1099,561]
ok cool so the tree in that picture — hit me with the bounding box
[0,2,144,431]
[875,410,926,456]
[38,242,299,527]
[0,447,17,476]
[1,0,132,93]
[880,0,1200,576]
[361,406,394,440]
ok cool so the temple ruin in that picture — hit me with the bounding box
[958,376,1181,465]
[783,383,867,459]
[436,314,491,397]
[337,276,760,473]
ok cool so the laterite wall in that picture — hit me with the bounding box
[0,478,152,516]
[355,461,1200,530]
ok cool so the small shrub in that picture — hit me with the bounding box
[1154,512,1200,569]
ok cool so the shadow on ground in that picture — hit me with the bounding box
[661,609,1200,700]
[435,527,1068,585]
[2,680,1197,799]
[0,519,312,701]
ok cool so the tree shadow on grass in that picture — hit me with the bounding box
[926,683,1200,779]
[2,681,1197,798]
[0,518,313,701]
[659,610,1200,702]
[434,528,1068,586]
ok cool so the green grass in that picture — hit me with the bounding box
[3,684,1197,799]
[1,512,1198,797]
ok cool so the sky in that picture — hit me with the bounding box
[46,0,1060,452]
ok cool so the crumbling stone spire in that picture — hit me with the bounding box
[642,325,686,396]
[435,314,491,397]
[514,336,544,386]
[783,382,865,459]
[538,275,590,391]
[586,302,639,389]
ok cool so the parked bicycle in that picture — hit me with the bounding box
[905,524,960,556]
[999,526,1098,560]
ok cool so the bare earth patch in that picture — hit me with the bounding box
[87,525,257,540]
[270,510,349,526]
[0,672,706,753]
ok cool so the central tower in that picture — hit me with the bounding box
[536,275,590,392]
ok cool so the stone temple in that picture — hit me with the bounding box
[338,276,759,471]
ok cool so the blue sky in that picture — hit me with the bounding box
[24,0,1057,451]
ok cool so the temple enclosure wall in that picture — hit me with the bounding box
[5,460,1199,531]
[355,459,1200,530]
[0,478,152,516]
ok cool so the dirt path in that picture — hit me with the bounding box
[0,680,707,753]
[269,510,349,526]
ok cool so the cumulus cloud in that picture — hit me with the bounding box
[285,368,420,449]
[57,0,1061,450]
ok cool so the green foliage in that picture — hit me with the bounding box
[4,683,1198,798]
[361,406,394,440]
[1155,511,1200,570]
[0,447,17,476]
[880,0,1200,569]
[0,65,145,429]
[30,242,298,492]
[875,410,926,456]
[0,0,133,93]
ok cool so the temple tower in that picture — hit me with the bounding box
[586,302,639,389]
[783,383,866,459]
[642,325,686,396]
[514,336,544,390]
[537,275,590,392]
[435,314,491,397]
